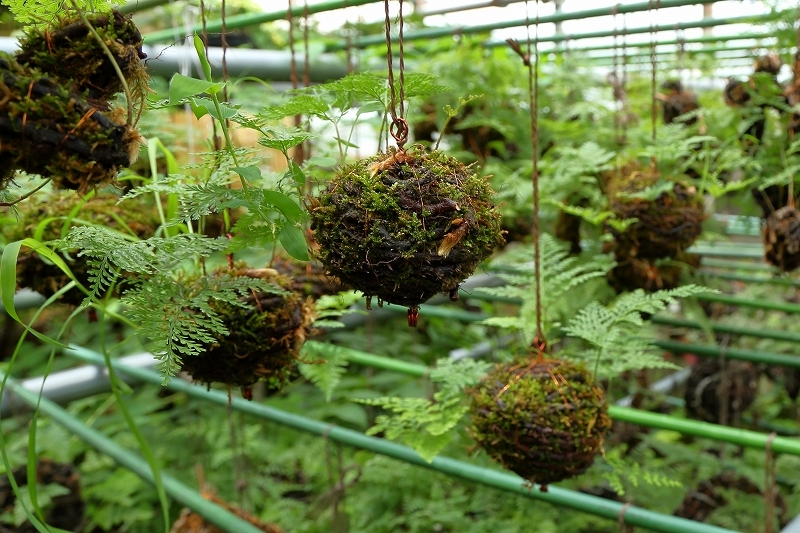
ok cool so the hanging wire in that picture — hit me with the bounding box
[649,0,661,145]
[621,12,629,145]
[383,0,408,149]
[288,0,299,91]
[302,0,311,88]
[509,0,544,352]
[612,5,620,145]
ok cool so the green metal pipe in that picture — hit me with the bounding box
[326,0,738,51]
[699,271,800,288]
[694,293,800,314]
[700,258,774,272]
[144,0,383,44]
[63,346,737,533]
[650,315,800,344]
[4,380,266,533]
[584,44,775,62]
[119,0,172,14]
[543,31,775,54]
[653,339,800,368]
[689,244,764,259]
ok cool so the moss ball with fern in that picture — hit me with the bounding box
[763,206,800,272]
[607,169,705,260]
[0,55,141,191]
[2,193,160,306]
[16,10,148,106]
[179,264,315,394]
[309,145,504,314]
[469,358,611,490]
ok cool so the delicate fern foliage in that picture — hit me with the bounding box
[5,0,123,27]
[58,226,286,381]
[562,285,715,378]
[478,234,615,342]
[356,358,492,462]
[601,447,683,496]
[298,342,350,403]
[541,141,614,205]
[122,273,285,382]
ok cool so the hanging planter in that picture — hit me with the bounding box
[15,10,148,106]
[0,56,141,191]
[684,359,758,425]
[272,256,342,300]
[179,265,314,394]
[607,169,705,260]
[657,80,699,125]
[309,145,504,320]
[468,358,611,491]
[763,205,800,272]
[3,193,160,306]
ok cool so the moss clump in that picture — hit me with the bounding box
[0,55,141,191]
[180,264,315,392]
[3,193,159,306]
[272,256,341,299]
[607,169,705,260]
[469,358,611,490]
[603,249,698,294]
[16,11,147,107]
[764,206,800,272]
[684,359,758,425]
[310,145,504,310]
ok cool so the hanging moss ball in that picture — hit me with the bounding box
[752,184,789,219]
[179,264,314,392]
[0,55,141,191]
[684,359,758,425]
[16,10,148,106]
[764,206,800,272]
[607,169,705,260]
[659,80,699,126]
[554,209,582,255]
[2,193,160,306]
[309,145,504,313]
[272,256,342,299]
[469,358,612,490]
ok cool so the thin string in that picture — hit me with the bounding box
[525,0,544,350]
[303,0,311,88]
[383,0,408,149]
[288,0,298,90]
[649,0,660,146]
[612,5,620,145]
[221,0,229,101]
[621,13,628,144]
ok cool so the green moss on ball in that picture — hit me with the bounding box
[16,10,148,106]
[607,169,705,260]
[469,358,611,490]
[180,265,315,392]
[0,55,141,192]
[309,145,504,308]
[2,193,160,306]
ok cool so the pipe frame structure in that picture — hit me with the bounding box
[4,379,267,533]
[62,345,738,533]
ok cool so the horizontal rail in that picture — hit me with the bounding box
[144,0,383,44]
[5,379,266,533]
[327,0,743,51]
[63,345,737,533]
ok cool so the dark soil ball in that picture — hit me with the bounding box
[754,53,783,76]
[660,80,699,125]
[272,256,341,299]
[16,10,147,105]
[607,169,705,260]
[764,206,800,272]
[179,265,314,392]
[0,459,84,533]
[2,193,160,306]
[469,358,612,490]
[554,209,582,255]
[606,256,684,294]
[723,78,750,107]
[684,359,758,425]
[752,185,789,219]
[0,55,141,191]
[309,145,504,309]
